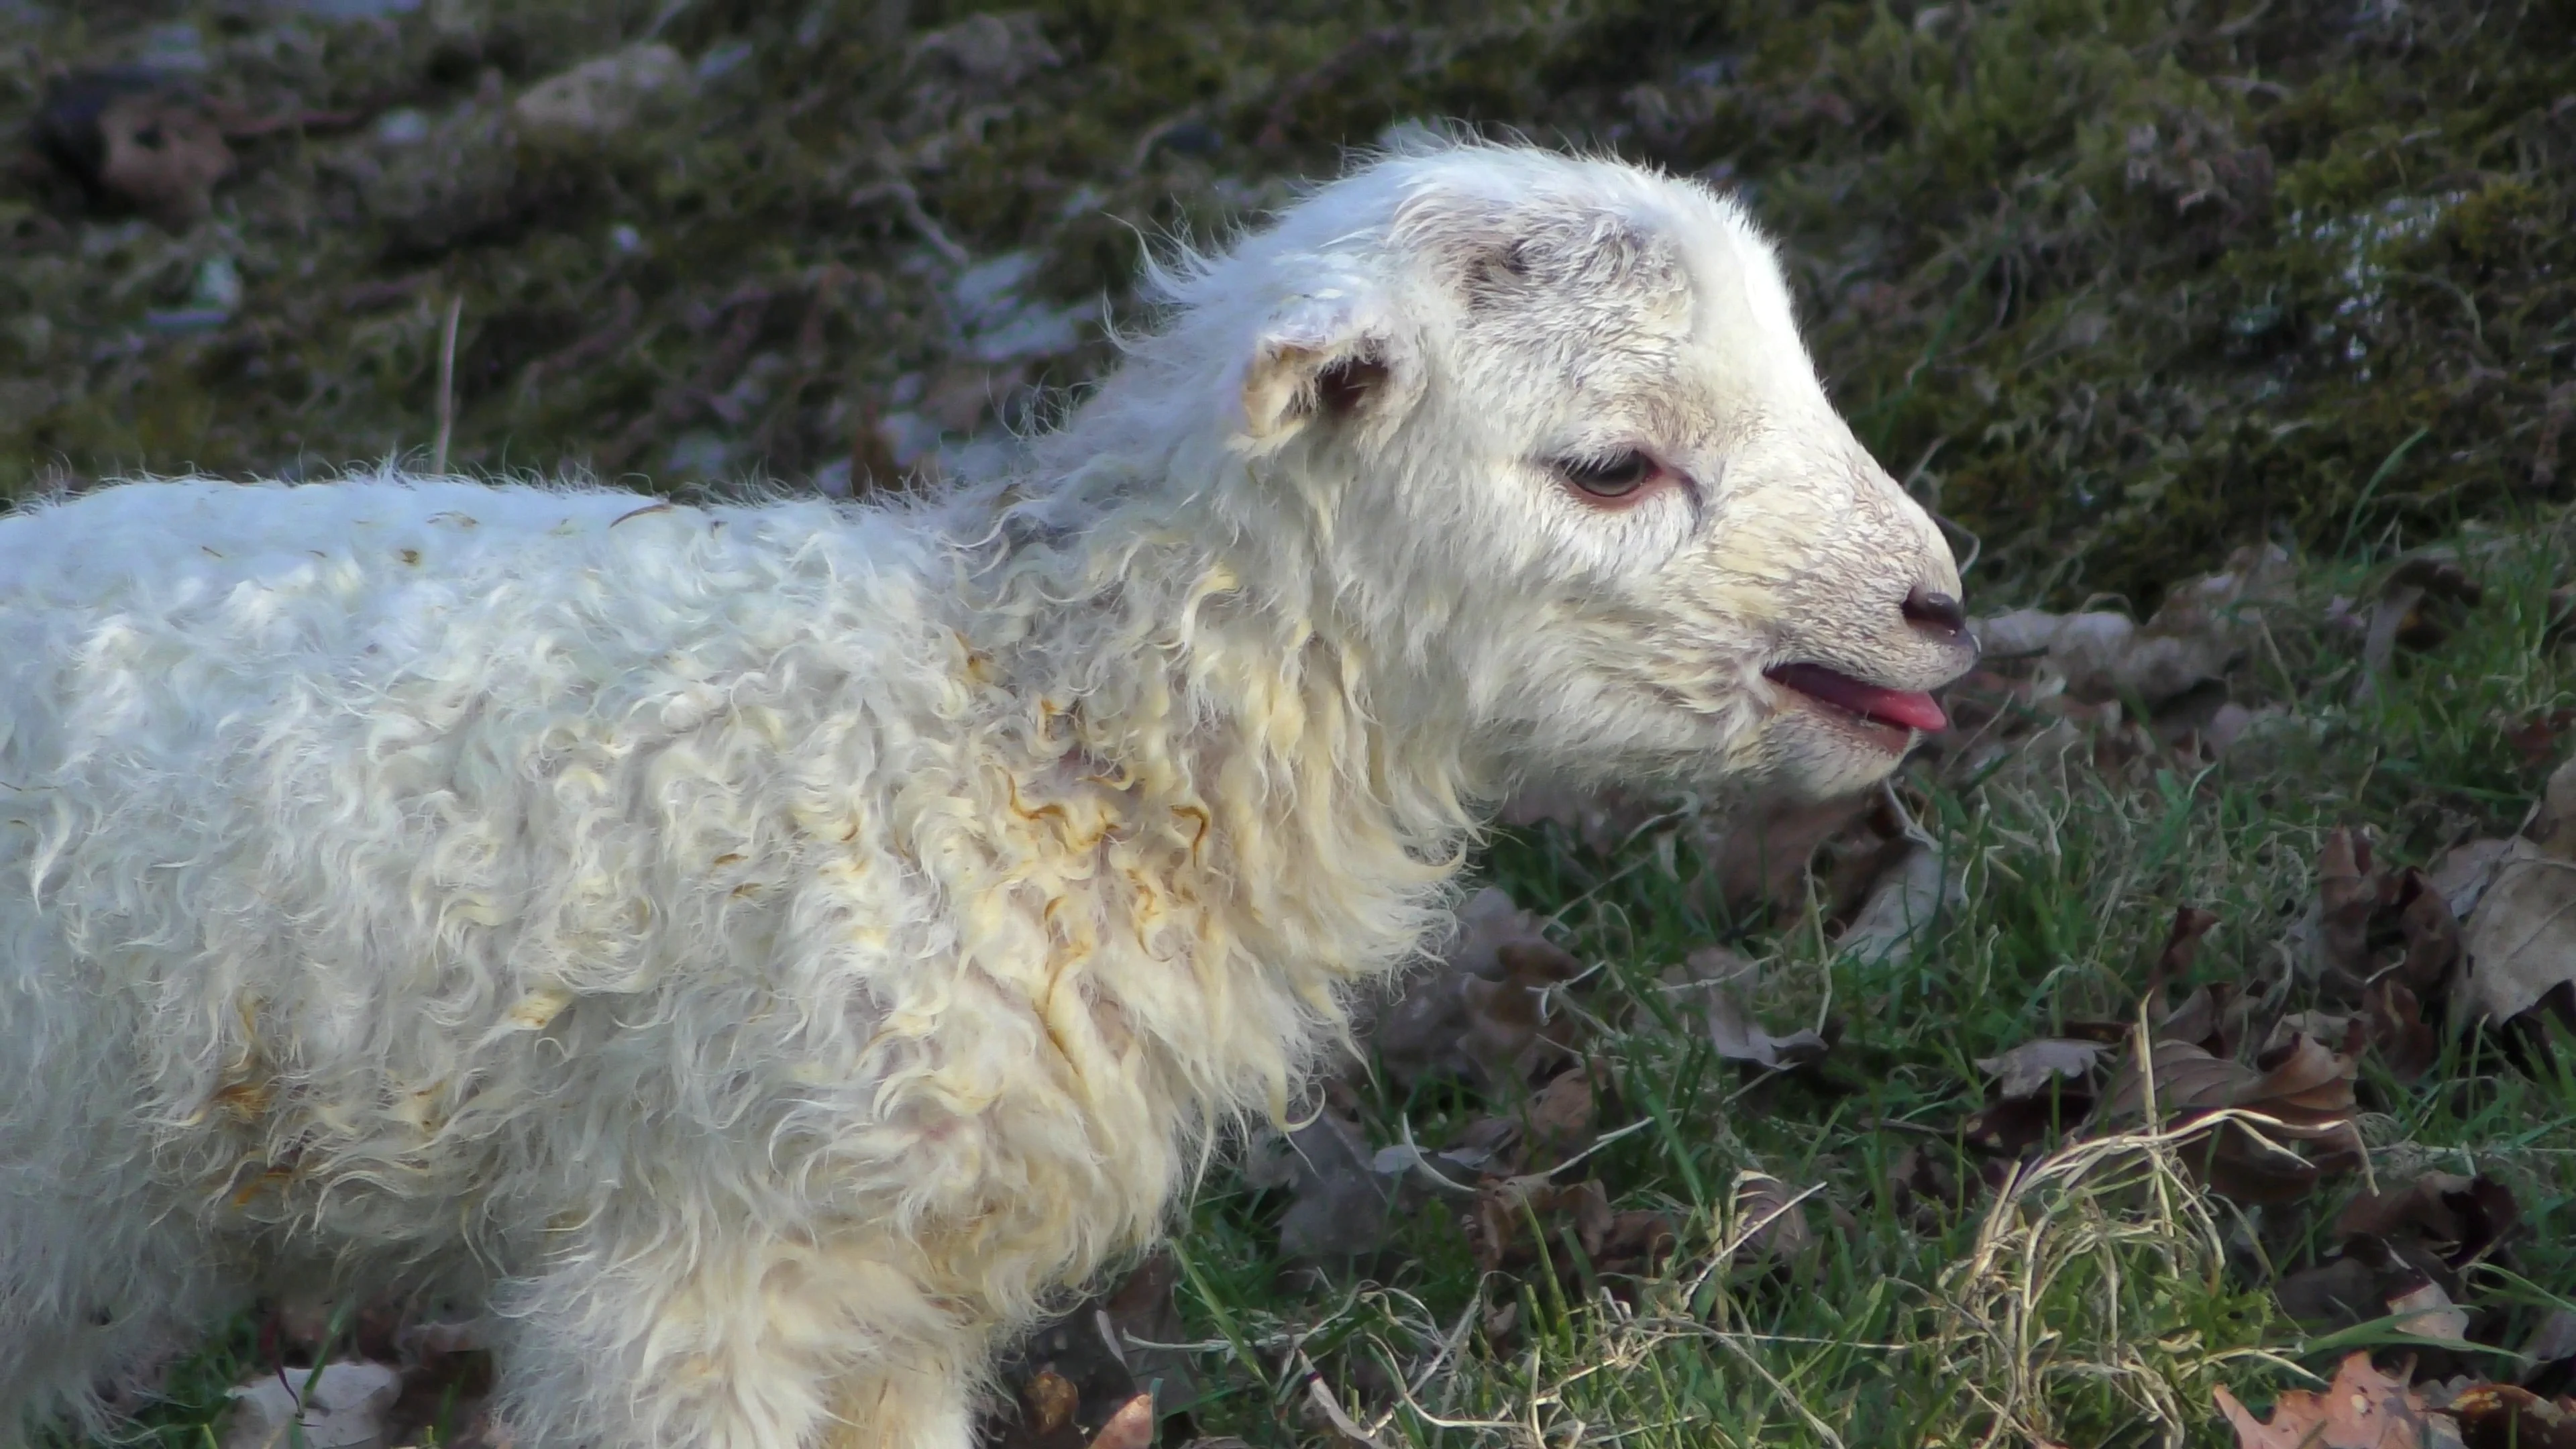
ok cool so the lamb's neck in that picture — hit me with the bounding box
[965,508,1476,997]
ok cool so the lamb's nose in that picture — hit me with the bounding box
[1902,585,1968,641]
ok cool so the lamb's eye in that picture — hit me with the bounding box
[1557,451,1660,500]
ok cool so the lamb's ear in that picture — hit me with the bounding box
[1235,290,1415,445]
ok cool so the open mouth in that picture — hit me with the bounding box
[1764,661,1949,737]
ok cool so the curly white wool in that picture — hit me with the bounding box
[0,138,1968,1448]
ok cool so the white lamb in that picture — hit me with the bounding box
[0,139,1973,1448]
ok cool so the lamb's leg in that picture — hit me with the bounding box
[814,1362,977,1449]
[0,1205,252,1449]
[490,1232,980,1449]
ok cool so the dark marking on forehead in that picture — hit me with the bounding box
[1463,237,1534,305]
[1390,183,1689,317]
[1460,210,1687,317]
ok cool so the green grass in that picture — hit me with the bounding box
[69,1315,261,1449]
[1148,526,2576,1446]
[78,519,2576,1449]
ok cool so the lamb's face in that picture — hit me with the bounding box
[1222,146,1976,802]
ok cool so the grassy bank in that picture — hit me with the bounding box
[5,0,2572,602]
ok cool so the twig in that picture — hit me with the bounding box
[1297,1352,1391,1449]
[847,178,971,267]
[1713,1331,1851,1449]
[1386,1115,1480,1197]
[431,293,463,476]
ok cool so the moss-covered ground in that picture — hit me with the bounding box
[8,0,2573,603]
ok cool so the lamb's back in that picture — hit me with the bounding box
[0,475,980,1239]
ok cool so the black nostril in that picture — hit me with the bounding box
[1902,586,1967,638]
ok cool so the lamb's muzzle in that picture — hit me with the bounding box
[1765,582,1980,740]
[0,137,1968,1449]
[1902,585,1970,640]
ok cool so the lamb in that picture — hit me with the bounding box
[0,138,1974,1449]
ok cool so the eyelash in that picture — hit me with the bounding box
[1554,449,1670,504]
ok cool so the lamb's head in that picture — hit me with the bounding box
[1121,140,1974,804]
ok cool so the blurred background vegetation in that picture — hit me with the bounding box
[4,0,2571,608]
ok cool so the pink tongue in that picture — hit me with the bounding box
[1767,663,1949,733]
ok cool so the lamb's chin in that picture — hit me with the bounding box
[1746,702,1919,800]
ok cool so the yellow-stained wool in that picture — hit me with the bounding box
[0,138,1970,1448]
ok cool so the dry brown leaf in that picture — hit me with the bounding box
[2215,1351,2462,1448]
[2100,1037,2259,1116]
[1466,1173,1570,1274]
[985,1254,1188,1449]
[1679,943,1760,988]
[2275,1228,2468,1340]
[2321,827,2381,991]
[1962,1093,2086,1157]
[1459,941,1588,1085]
[2163,982,2252,1059]
[1531,784,1919,931]
[1971,545,2291,706]
[2459,839,2576,1026]
[1548,1177,1615,1250]
[2265,1010,2363,1059]
[1244,1109,1392,1260]
[1434,1113,1524,1179]
[2240,1035,2367,1146]
[34,71,237,227]
[1464,1176,1674,1290]
[1713,792,1894,922]
[2336,1174,2520,1270]
[2153,904,2224,1000]
[1371,888,1582,1089]
[1974,1038,2109,1097]
[2292,833,2465,1014]
[2100,1034,2361,1202]
[1703,981,1829,1071]
[2523,1311,2576,1385]
[2391,1281,2474,1346]
[1593,1208,1682,1281]
[2505,709,2576,770]
[1085,1395,1157,1449]
[1831,842,1958,967]
[1499,783,1888,925]
[1521,1065,1599,1166]
[2357,555,2485,703]
[2277,1251,2408,1331]
[2430,838,2518,923]
[1728,1171,1817,1266]
[2365,978,2442,1082]
[2457,753,2576,1025]
[1026,1371,1082,1435]
[2447,1384,2576,1448]
[2395,870,2465,995]
[1100,1250,1201,1418]
[1961,1028,2126,1156]
[1883,1146,1959,1229]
